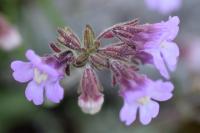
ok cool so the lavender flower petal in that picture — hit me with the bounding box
[11,61,33,83]
[147,49,170,79]
[26,49,59,77]
[25,81,44,105]
[25,49,42,65]
[120,103,138,126]
[160,41,179,71]
[123,90,145,104]
[149,80,174,101]
[45,81,64,103]
[164,16,180,40]
[139,104,152,125]
[146,100,159,118]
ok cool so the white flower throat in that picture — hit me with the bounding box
[34,68,48,84]
[137,96,150,105]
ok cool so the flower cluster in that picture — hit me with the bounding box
[11,16,180,125]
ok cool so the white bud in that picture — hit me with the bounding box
[0,28,22,51]
[78,95,104,115]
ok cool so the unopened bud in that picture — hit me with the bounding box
[78,66,104,115]
[78,95,104,115]
[84,25,95,49]
[73,54,89,67]
[57,27,81,50]
[0,15,22,51]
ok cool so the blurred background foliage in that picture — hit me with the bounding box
[0,0,200,133]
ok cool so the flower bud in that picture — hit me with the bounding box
[84,25,95,49]
[89,53,109,70]
[78,95,104,115]
[78,65,104,115]
[57,27,81,50]
[98,42,136,62]
[73,53,89,67]
[0,15,22,51]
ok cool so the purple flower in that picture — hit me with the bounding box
[142,16,180,79]
[120,78,174,125]
[78,65,104,115]
[101,16,180,79]
[113,16,180,79]
[145,0,182,14]
[11,49,64,105]
[110,60,174,125]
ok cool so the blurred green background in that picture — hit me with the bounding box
[0,0,200,133]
